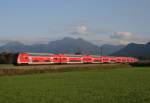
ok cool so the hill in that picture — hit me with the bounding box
[112,42,150,59]
[100,44,124,56]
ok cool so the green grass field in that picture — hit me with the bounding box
[0,67,150,103]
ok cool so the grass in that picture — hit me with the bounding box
[0,64,14,68]
[0,67,150,103]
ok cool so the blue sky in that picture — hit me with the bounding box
[0,0,150,45]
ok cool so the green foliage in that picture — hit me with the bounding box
[136,56,150,60]
[0,52,16,64]
[0,67,150,103]
[130,61,150,67]
[0,52,18,64]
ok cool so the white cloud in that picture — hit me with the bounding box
[76,25,88,34]
[71,25,112,36]
[117,40,130,45]
[110,31,149,45]
[110,32,136,45]
[111,32,133,39]
[71,25,90,35]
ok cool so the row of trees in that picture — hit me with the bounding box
[0,52,17,64]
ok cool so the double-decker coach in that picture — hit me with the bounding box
[28,53,54,64]
[15,52,54,65]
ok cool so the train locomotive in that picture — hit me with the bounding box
[14,52,138,65]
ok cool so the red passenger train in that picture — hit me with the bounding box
[14,52,138,65]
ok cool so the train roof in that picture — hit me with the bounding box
[25,52,54,56]
[63,54,83,57]
[90,55,100,57]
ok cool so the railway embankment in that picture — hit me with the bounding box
[0,64,131,76]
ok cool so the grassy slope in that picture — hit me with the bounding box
[0,67,150,103]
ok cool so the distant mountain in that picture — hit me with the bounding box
[47,37,100,54]
[112,42,150,59]
[0,41,25,52]
[100,44,124,56]
[0,37,124,55]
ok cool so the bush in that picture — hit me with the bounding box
[130,61,150,67]
[0,52,17,64]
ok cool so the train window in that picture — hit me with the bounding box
[103,58,108,61]
[54,58,58,60]
[83,58,91,61]
[20,56,28,60]
[94,60,99,62]
[33,60,39,62]
[70,60,81,62]
[44,60,50,62]
[24,57,28,60]
[62,58,67,60]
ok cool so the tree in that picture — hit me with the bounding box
[0,52,15,64]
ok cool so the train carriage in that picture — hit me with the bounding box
[28,53,54,64]
[28,53,50,64]
[16,52,54,65]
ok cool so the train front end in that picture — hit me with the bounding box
[13,53,29,65]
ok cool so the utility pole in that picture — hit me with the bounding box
[98,46,102,56]
[75,47,82,55]
[100,46,103,56]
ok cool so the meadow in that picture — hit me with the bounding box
[0,67,150,103]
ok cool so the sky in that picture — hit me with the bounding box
[0,0,150,45]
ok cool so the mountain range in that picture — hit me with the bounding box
[0,37,124,55]
[112,42,150,59]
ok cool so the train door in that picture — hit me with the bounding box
[109,57,116,63]
[92,57,101,63]
[52,54,61,64]
[101,56,112,63]
[60,54,68,64]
